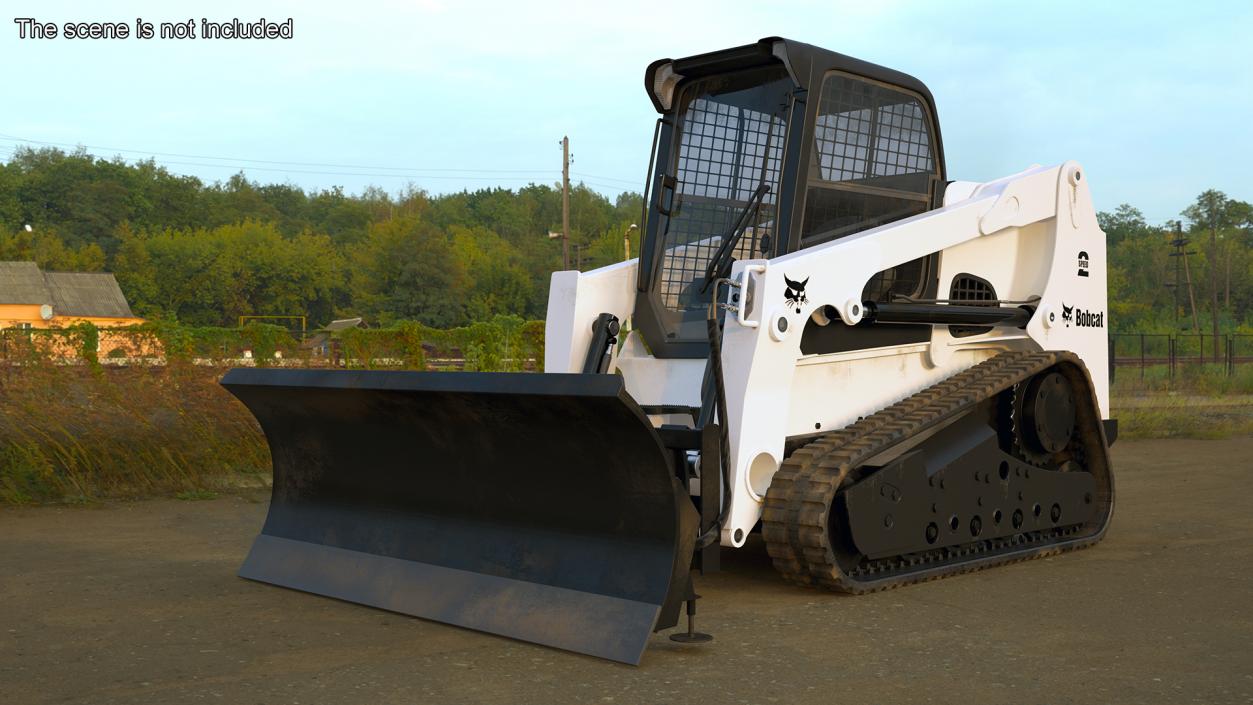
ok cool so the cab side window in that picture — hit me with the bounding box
[800,73,940,300]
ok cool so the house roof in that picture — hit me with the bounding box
[0,261,137,318]
[323,317,364,332]
[44,272,135,318]
[0,261,51,304]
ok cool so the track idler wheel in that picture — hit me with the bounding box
[1018,371,1076,456]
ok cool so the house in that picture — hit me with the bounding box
[0,261,143,329]
[303,317,364,359]
[0,261,148,360]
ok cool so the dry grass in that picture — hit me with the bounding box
[1111,364,1253,439]
[4,351,1250,506]
[1112,363,1253,396]
[0,362,269,505]
[0,319,551,506]
[1112,394,1253,440]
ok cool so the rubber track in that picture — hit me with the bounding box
[761,351,1113,593]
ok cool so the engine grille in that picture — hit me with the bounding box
[951,274,996,303]
[949,273,996,337]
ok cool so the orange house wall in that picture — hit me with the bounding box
[1,304,155,358]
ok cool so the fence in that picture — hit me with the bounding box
[4,325,1246,379]
[0,318,546,372]
[1110,333,1253,379]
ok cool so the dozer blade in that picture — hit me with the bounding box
[221,368,697,665]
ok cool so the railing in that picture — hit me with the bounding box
[1110,333,1253,378]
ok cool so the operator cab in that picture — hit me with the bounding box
[634,37,947,358]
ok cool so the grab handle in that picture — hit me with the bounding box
[736,265,765,328]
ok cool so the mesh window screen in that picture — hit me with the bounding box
[802,73,939,301]
[658,68,790,315]
[810,76,934,186]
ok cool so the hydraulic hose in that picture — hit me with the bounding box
[695,278,734,549]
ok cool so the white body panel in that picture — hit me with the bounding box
[545,163,1109,548]
[544,260,637,374]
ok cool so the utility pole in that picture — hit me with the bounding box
[1225,240,1231,312]
[1168,225,1183,325]
[1176,220,1201,335]
[1207,201,1220,362]
[1168,220,1198,330]
[562,136,571,271]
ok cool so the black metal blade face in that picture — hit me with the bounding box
[221,369,695,665]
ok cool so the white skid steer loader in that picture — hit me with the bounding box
[223,37,1115,665]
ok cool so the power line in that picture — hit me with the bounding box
[0,133,554,175]
[115,158,555,182]
[571,171,638,187]
[0,132,643,193]
[0,133,644,189]
[576,181,639,193]
[0,142,551,182]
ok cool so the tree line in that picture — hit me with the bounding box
[1100,193,1252,335]
[0,147,641,327]
[1,146,1250,334]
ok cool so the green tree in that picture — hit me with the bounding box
[1106,231,1173,331]
[307,186,373,245]
[1182,190,1240,357]
[348,216,467,327]
[211,221,343,325]
[450,225,532,321]
[584,220,641,270]
[0,228,105,271]
[111,221,342,326]
[1097,204,1156,246]
[112,228,161,318]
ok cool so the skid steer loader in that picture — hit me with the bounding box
[222,37,1116,665]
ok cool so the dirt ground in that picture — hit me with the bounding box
[2,438,1251,705]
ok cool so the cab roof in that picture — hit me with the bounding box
[644,36,938,121]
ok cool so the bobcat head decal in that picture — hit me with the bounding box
[784,275,809,314]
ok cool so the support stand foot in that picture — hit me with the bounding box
[668,598,712,644]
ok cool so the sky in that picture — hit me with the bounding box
[3,0,1251,224]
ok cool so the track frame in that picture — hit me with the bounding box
[762,351,1114,592]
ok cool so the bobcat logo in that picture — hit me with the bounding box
[1061,303,1074,327]
[784,275,809,313]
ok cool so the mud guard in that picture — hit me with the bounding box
[221,369,697,665]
